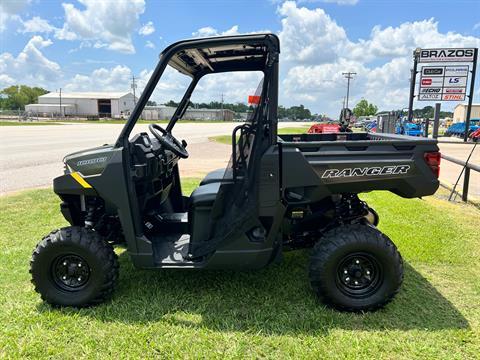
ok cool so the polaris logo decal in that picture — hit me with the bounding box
[77,157,107,166]
[322,165,410,179]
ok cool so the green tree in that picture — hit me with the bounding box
[0,85,49,110]
[353,99,378,117]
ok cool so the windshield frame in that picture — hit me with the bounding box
[114,34,279,148]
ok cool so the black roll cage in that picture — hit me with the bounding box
[115,33,280,148]
[114,34,280,238]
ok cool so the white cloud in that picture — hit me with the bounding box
[0,35,61,88]
[191,71,264,104]
[0,74,16,88]
[192,25,241,37]
[278,1,348,65]
[21,16,54,33]
[19,16,78,40]
[299,0,358,4]
[139,21,155,36]
[277,1,480,115]
[59,0,146,53]
[65,65,132,92]
[145,40,155,49]
[0,0,30,32]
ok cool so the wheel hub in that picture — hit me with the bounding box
[52,255,90,290]
[337,253,382,298]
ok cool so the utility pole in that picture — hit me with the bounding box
[220,93,224,121]
[342,72,356,109]
[131,75,137,106]
[59,88,62,118]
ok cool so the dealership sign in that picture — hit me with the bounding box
[419,48,475,63]
[418,65,469,101]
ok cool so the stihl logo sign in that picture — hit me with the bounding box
[322,165,410,179]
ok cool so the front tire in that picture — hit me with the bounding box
[309,224,403,312]
[30,226,119,307]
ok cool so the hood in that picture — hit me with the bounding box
[64,144,115,176]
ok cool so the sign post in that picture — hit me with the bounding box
[433,103,441,139]
[407,48,420,122]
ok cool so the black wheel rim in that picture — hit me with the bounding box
[51,255,91,291]
[336,252,382,298]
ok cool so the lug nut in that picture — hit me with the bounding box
[355,260,360,264]
[63,262,67,266]
[77,263,82,267]
[344,270,348,274]
[366,270,370,275]
[62,276,67,280]
[77,277,82,281]
[345,277,350,281]
[354,281,359,285]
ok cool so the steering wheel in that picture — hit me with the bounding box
[148,124,189,159]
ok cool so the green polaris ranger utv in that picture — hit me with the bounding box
[30,34,441,311]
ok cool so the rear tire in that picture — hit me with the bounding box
[309,224,403,312]
[30,226,119,307]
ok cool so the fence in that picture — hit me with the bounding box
[438,141,478,203]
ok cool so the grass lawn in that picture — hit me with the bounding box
[0,121,62,126]
[0,182,479,358]
[209,126,310,145]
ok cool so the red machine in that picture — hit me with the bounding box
[308,123,340,134]
[470,128,480,142]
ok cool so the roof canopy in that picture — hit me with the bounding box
[165,34,279,77]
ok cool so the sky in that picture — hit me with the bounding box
[1,0,480,116]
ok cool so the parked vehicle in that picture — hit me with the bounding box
[30,34,440,312]
[445,119,480,138]
[396,121,423,137]
[470,128,480,142]
[364,121,377,132]
[308,123,340,134]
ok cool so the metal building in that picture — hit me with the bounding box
[141,105,176,121]
[453,103,480,123]
[25,91,137,118]
[141,106,235,121]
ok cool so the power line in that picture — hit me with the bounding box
[342,72,356,109]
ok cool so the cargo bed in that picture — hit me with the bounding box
[278,132,440,200]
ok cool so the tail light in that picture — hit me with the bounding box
[424,151,441,178]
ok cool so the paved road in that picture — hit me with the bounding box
[0,122,302,194]
[1,123,478,200]
[438,141,479,200]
